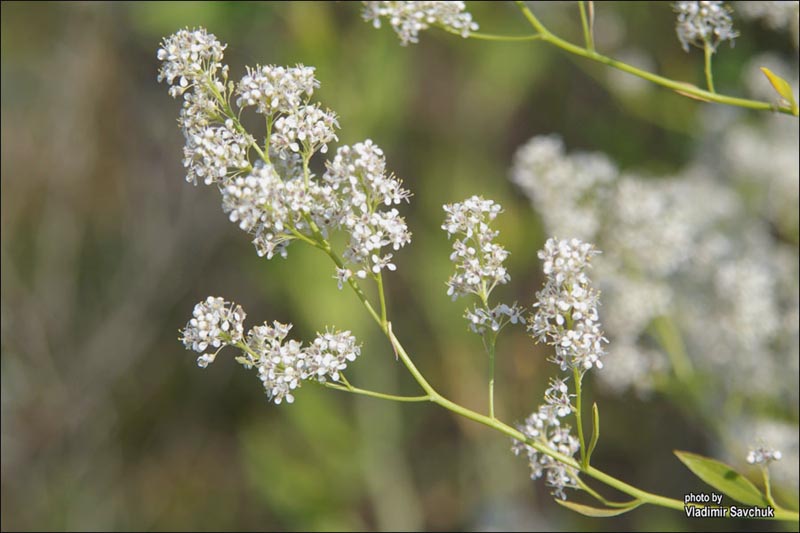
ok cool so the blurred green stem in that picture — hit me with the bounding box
[651,315,694,383]
[578,1,594,52]
[704,42,716,93]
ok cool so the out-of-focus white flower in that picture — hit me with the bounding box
[362,1,478,45]
[673,1,738,52]
[747,446,783,465]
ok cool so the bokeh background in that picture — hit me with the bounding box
[2,2,798,531]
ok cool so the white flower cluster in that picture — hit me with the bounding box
[180,297,246,368]
[531,238,608,372]
[326,140,412,281]
[240,321,361,404]
[236,64,318,115]
[157,28,227,98]
[442,196,509,301]
[271,103,340,159]
[362,1,479,45]
[673,1,738,52]
[180,298,361,405]
[159,29,411,274]
[512,378,580,500]
[747,446,783,465]
[442,196,522,336]
[158,28,252,186]
[512,239,606,500]
[183,122,251,186]
[464,303,525,335]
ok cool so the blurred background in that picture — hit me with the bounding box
[1,2,798,531]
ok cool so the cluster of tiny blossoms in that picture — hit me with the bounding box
[158,28,411,275]
[511,383,580,500]
[362,1,478,45]
[442,196,523,335]
[512,238,607,500]
[531,238,608,371]
[181,298,360,404]
[673,1,738,52]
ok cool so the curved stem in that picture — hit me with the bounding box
[321,381,431,403]
[510,1,794,115]
[439,25,542,42]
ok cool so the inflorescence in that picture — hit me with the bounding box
[512,237,607,500]
[160,27,410,402]
[362,1,478,45]
[673,1,738,52]
[181,298,361,404]
[442,196,524,335]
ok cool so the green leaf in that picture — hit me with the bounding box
[674,451,768,506]
[555,499,642,517]
[586,402,600,465]
[761,67,799,115]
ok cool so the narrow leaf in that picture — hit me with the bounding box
[674,451,768,506]
[556,499,641,517]
[586,402,600,465]
[761,67,799,115]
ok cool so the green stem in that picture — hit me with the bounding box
[573,366,587,468]
[439,26,542,42]
[321,381,430,403]
[704,42,716,93]
[487,333,496,419]
[376,272,388,327]
[512,1,794,115]
[763,466,778,508]
[576,478,638,508]
[578,1,594,52]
